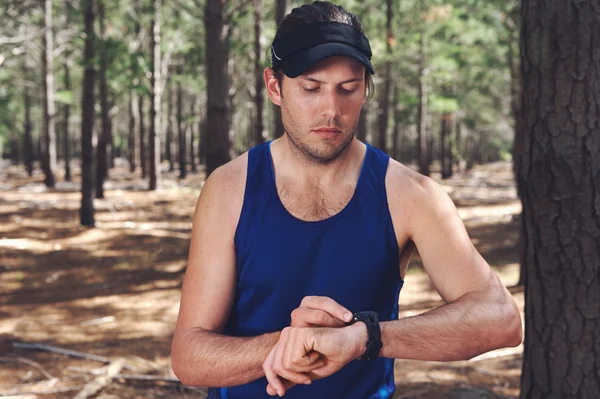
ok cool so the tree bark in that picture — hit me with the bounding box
[204,0,231,175]
[23,56,33,177]
[357,106,368,143]
[139,95,146,179]
[377,0,393,153]
[441,112,452,179]
[416,10,430,176]
[42,0,56,187]
[128,91,137,173]
[80,0,96,227]
[273,0,286,139]
[148,0,161,190]
[166,79,174,172]
[253,0,265,147]
[63,60,72,182]
[96,0,109,199]
[391,83,400,160]
[190,96,197,172]
[177,69,187,180]
[519,2,600,398]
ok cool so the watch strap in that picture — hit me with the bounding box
[346,311,383,360]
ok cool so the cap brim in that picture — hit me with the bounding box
[279,42,375,78]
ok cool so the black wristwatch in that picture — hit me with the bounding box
[346,311,383,360]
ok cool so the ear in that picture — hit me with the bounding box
[264,67,282,107]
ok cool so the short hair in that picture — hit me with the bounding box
[272,1,375,102]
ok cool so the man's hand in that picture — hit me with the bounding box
[263,323,367,396]
[262,296,356,396]
[290,296,354,327]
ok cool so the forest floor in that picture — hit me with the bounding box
[0,158,523,399]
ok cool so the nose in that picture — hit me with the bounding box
[320,88,342,119]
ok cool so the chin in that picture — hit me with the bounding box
[304,136,353,163]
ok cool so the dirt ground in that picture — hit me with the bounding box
[0,159,524,399]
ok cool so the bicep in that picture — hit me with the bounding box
[174,177,239,335]
[408,178,497,303]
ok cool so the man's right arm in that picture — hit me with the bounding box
[171,156,278,387]
[171,156,356,389]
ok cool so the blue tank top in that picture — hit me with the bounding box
[208,141,404,399]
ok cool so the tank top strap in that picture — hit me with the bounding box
[356,143,391,202]
[244,141,275,201]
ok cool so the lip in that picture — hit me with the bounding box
[312,128,342,133]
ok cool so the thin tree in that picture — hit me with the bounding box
[23,56,33,177]
[96,0,109,198]
[42,0,56,187]
[519,2,600,397]
[441,112,452,179]
[80,0,96,227]
[148,0,162,189]
[273,0,286,139]
[189,96,197,172]
[204,0,231,175]
[253,0,264,146]
[416,20,430,176]
[177,67,187,180]
[377,0,393,153]
[128,90,137,173]
[166,78,174,172]
[63,57,72,182]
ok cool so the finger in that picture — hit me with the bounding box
[263,346,285,396]
[291,307,346,327]
[267,377,306,397]
[272,329,311,385]
[301,296,353,323]
[282,329,319,373]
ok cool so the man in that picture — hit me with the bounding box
[171,2,522,398]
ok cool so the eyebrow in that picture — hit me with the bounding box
[300,77,363,84]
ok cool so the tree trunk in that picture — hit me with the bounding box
[190,96,197,172]
[199,103,207,166]
[273,0,286,139]
[148,0,161,190]
[507,4,525,287]
[391,83,400,160]
[377,0,393,153]
[96,0,109,199]
[416,15,430,176]
[204,0,231,175]
[177,71,187,180]
[139,95,146,179]
[519,2,600,398]
[253,0,265,147]
[23,56,33,177]
[441,112,452,179]
[166,79,174,171]
[357,104,368,143]
[128,91,137,173]
[42,0,56,187]
[80,0,96,227]
[63,60,72,182]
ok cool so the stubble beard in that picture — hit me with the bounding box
[281,105,359,165]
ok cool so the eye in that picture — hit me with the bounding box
[303,86,320,93]
[339,86,358,95]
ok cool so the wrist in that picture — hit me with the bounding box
[347,322,369,360]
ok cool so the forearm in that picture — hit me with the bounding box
[171,327,280,387]
[380,289,522,361]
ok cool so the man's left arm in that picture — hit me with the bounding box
[376,172,522,361]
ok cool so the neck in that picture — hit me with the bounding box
[271,135,365,185]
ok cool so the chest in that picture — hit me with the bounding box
[276,179,356,222]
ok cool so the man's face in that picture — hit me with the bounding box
[277,56,367,163]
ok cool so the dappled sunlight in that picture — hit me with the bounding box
[0,161,525,398]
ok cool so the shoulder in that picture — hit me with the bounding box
[194,152,248,226]
[385,159,456,236]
